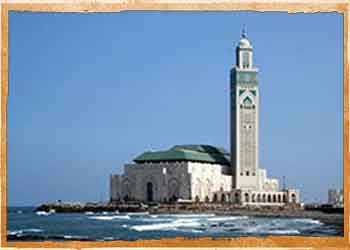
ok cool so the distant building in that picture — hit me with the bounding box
[328,189,343,206]
[110,29,300,206]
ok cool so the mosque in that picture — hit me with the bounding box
[110,30,300,206]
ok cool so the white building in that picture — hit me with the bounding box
[328,189,343,206]
[110,30,300,206]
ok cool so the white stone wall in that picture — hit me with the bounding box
[188,162,232,202]
[110,161,232,202]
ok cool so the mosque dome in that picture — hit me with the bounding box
[239,37,251,48]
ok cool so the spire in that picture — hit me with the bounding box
[242,25,247,39]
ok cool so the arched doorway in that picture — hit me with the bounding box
[168,178,180,202]
[245,193,249,202]
[234,192,240,203]
[147,182,153,202]
[267,194,271,203]
[213,194,218,203]
[291,193,296,203]
[195,195,200,203]
[257,194,261,202]
[221,193,226,203]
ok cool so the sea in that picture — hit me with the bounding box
[7,206,342,241]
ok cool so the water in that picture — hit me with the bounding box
[7,207,341,241]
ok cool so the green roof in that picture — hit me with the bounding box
[134,144,231,166]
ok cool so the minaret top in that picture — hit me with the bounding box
[241,25,247,39]
[238,26,252,48]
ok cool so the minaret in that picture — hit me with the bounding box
[230,29,259,190]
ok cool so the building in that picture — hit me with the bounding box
[110,30,300,205]
[110,145,232,202]
[328,189,343,207]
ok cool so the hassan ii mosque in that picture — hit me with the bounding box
[110,30,300,206]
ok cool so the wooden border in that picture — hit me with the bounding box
[1,2,349,249]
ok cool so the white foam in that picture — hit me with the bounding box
[166,213,215,218]
[63,235,87,239]
[7,230,22,235]
[88,215,130,221]
[8,228,43,235]
[84,211,94,215]
[292,218,322,225]
[126,212,149,216]
[208,216,248,222]
[36,211,53,216]
[266,229,300,235]
[131,219,202,232]
[104,236,114,240]
[17,210,23,214]
[23,228,43,233]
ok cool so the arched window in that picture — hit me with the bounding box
[221,194,226,203]
[257,194,261,202]
[246,171,250,176]
[273,194,276,203]
[267,194,271,203]
[278,194,281,203]
[242,52,250,68]
[262,194,266,202]
[245,193,249,202]
[234,192,240,203]
[243,96,253,106]
[283,194,287,203]
[213,194,218,203]
[252,194,256,202]
[291,193,297,203]
[195,195,200,203]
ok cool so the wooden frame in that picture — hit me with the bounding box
[0,1,348,249]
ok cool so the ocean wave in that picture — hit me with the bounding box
[265,229,300,235]
[8,228,43,235]
[126,212,149,216]
[208,216,248,222]
[131,219,202,232]
[165,213,215,218]
[292,218,323,225]
[103,236,114,240]
[63,235,88,239]
[36,210,55,216]
[84,211,94,215]
[88,215,130,221]
[137,217,173,222]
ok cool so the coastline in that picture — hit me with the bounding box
[7,203,344,241]
[35,202,344,229]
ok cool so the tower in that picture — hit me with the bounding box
[230,29,259,190]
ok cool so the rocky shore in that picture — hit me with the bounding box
[36,201,343,231]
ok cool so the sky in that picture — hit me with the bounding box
[7,11,343,206]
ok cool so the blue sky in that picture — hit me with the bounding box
[8,11,343,206]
